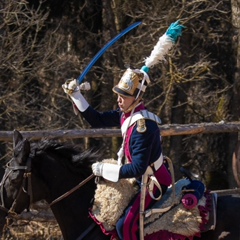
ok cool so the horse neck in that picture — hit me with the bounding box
[32,154,98,239]
[49,178,97,240]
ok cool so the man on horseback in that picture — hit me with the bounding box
[62,21,185,240]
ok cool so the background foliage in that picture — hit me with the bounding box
[0,0,239,188]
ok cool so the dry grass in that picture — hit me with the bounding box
[2,220,62,240]
[0,201,63,240]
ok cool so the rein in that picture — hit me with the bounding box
[1,156,95,209]
[49,173,95,207]
[1,153,95,209]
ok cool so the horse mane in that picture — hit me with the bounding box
[30,139,100,175]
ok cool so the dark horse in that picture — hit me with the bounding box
[0,130,240,240]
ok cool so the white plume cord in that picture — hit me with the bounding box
[135,70,150,100]
[117,101,142,165]
[135,78,146,100]
[117,108,134,165]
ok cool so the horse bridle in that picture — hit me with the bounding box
[0,156,32,222]
[0,153,96,239]
[0,152,95,216]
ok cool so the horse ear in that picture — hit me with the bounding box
[13,129,23,149]
[13,130,30,165]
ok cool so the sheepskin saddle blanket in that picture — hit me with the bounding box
[91,162,214,239]
[91,159,139,231]
[144,179,213,238]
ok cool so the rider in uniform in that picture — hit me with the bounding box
[62,21,185,240]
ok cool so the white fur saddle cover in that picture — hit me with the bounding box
[144,179,210,237]
[92,166,210,238]
[92,159,139,231]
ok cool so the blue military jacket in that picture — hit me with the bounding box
[81,104,162,180]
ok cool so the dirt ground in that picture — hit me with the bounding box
[0,201,63,240]
[1,220,62,240]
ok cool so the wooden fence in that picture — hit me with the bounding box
[0,121,240,141]
[1,122,240,235]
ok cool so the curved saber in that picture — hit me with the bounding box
[77,21,142,84]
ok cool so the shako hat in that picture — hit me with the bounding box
[112,20,185,100]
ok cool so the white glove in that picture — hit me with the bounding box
[92,162,121,182]
[62,79,91,95]
[79,82,91,91]
[62,78,79,95]
[62,79,90,112]
[92,162,104,176]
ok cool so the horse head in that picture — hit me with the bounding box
[0,129,107,240]
[0,130,32,234]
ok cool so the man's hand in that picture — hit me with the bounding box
[92,162,104,176]
[62,78,79,95]
[80,82,91,91]
[62,79,91,95]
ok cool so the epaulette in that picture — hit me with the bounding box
[137,118,147,133]
[121,110,161,136]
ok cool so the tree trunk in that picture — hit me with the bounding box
[229,0,240,187]
[169,86,188,180]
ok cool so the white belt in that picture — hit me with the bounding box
[145,153,164,201]
[151,153,163,171]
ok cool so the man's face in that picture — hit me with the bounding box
[117,94,135,112]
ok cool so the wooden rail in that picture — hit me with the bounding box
[0,121,240,141]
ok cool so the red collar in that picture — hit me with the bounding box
[121,103,146,124]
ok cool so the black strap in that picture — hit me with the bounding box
[76,222,96,240]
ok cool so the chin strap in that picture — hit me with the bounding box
[124,69,150,114]
[124,98,142,114]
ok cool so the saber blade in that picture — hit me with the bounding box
[77,21,142,84]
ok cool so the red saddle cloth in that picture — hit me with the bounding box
[122,193,192,240]
[145,230,200,240]
[89,190,212,240]
[121,190,212,240]
[140,191,212,240]
[88,210,119,239]
[90,170,212,240]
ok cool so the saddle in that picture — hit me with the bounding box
[90,156,216,240]
[143,179,217,239]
